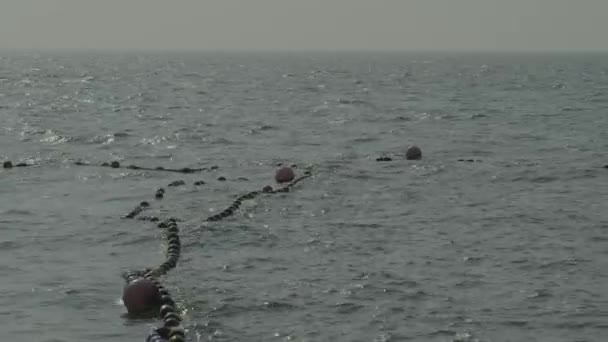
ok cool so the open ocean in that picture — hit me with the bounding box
[1,51,607,342]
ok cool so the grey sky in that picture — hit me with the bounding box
[1,0,607,51]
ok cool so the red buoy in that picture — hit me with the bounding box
[122,278,160,314]
[406,145,422,160]
[274,166,295,183]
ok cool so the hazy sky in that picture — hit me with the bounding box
[1,0,607,51]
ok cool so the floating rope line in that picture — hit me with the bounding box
[118,168,312,341]
[146,218,185,342]
[204,171,312,223]
[3,161,35,168]
[122,217,185,342]
[375,156,393,162]
[204,190,261,222]
[147,218,181,278]
[142,277,185,342]
[123,174,257,222]
[74,160,217,174]
[167,180,186,187]
[125,169,313,224]
[125,201,150,219]
[138,216,160,222]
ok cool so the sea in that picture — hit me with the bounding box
[0,50,607,342]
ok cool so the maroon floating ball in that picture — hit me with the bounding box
[406,145,422,160]
[274,166,295,183]
[122,278,160,314]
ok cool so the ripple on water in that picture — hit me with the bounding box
[1,52,607,342]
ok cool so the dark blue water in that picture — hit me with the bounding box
[1,51,607,342]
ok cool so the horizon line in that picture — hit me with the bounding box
[2,47,608,54]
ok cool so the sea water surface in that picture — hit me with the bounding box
[0,51,607,342]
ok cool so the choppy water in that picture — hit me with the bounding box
[1,51,607,342]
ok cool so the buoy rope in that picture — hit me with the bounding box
[147,218,181,278]
[125,201,150,219]
[3,161,35,168]
[122,217,185,342]
[74,160,216,174]
[119,169,312,341]
[123,171,312,224]
[204,171,312,223]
